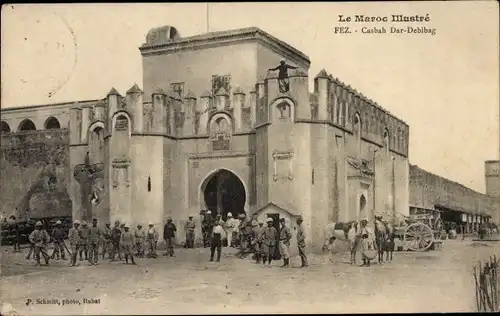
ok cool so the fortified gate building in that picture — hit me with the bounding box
[1,26,412,250]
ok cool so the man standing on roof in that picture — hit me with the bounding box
[268,59,298,93]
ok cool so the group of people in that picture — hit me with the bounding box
[197,211,308,268]
[22,211,309,269]
[26,218,161,266]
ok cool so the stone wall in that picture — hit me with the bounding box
[0,129,72,219]
[410,164,498,217]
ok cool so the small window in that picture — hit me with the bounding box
[170,82,185,99]
[212,75,231,96]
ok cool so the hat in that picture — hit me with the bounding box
[258,220,264,224]
[361,218,368,223]
[92,217,97,221]
[124,224,129,228]
[227,213,233,217]
[148,221,153,226]
[74,220,80,225]
[280,58,285,62]
[105,221,110,225]
[297,215,303,221]
[55,220,62,225]
[206,211,212,214]
[82,221,88,226]
[239,214,245,218]
[115,220,120,225]
[188,215,193,218]
[166,216,172,221]
[137,223,142,227]
[266,218,273,223]
[35,221,43,226]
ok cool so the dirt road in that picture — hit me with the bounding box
[1,238,498,314]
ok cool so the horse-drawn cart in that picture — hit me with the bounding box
[394,209,444,252]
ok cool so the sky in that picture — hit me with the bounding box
[1,2,499,193]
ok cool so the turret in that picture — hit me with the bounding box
[80,104,91,143]
[198,90,213,135]
[69,102,82,145]
[126,84,144,133]
[215,87,229,111]
[93,101,106,122]
[152,88,166,134]
[256,77,266,124]
[184,91,197,135]
[289,68,309,119]
[249,87,257,128]
[232,87,245,130]
[314,69,330,121]
[107,88,121,133]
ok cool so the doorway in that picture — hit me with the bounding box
[202,169,246,221]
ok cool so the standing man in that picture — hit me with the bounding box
[68,220,81,267]
[134,224,146,258]
[8,215,21,253]
[88,218,102,265]
[202,211,213,248]
[296,216,308,268]
[102,221,113,260]
[225,213,236,248]
[50,220,66,260]
[184,215,196,249]
[253,220,265,264]
[28,221,51,266]
[268,59,298,93]
[78,221,90,261]
[279,218,292,268]
[146,222,158,258]
[209,220,225,262]
[163,217,177,257]
[261,218,278,266]
[110,220,122,261]
[120,224,136,265]
[358,218,375,267]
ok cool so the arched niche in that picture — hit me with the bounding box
[208,112,233,151]
[88,121,105,165]
[352,112,362,153]
[1,121,11,133]
[111,112,132,160]
[18,119,37,131]
[383,127,390,153]
[44,117,61,129]
[270,97,295,122]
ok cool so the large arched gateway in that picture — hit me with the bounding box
[201,169,246,220]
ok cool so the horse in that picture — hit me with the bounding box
[322,221,360,264]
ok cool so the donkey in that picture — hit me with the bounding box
[322,221,360,264]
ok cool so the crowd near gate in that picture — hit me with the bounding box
[473,255,499,312]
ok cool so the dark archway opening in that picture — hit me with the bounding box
[203,169,246,221]
[359,195,367,219]
[18,119,36,131]
[45,117,61,129]
[1,121,11,133]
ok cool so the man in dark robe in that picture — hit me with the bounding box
[268,59,298,93]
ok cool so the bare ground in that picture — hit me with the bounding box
[1,238,498,314]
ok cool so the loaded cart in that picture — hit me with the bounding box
[394,209,445,252]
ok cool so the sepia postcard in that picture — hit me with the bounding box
[0,1,499,314]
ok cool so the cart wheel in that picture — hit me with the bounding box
[404,223,434,251]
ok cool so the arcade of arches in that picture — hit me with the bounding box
[202,169,246,221]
